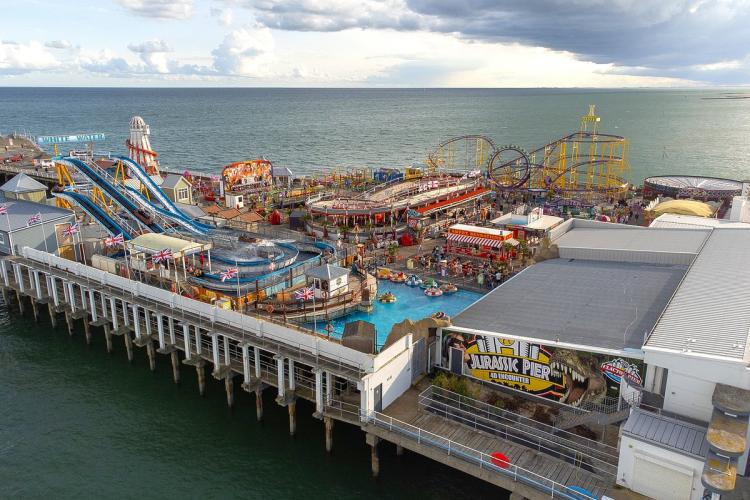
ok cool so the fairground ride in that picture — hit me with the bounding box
[486,106,630,202]
[427,135,497,175]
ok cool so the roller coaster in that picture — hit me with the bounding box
[428,106,630,202]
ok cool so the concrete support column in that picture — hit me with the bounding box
[132,305,141,338]
[33,271,42,300]
[195,327,202,355]
[103,323,113,353]
[254,347,261,378]
[288,359,296,391]
[275,355,286,401]
[121,299,129,327]
[47,302,57,327]
[315,369,324,415]
[1,287,8,306]
[157,313,165,350]
[67,283,75,311]
[255,389,264,421]
[144,309,152,339]
[124,332,134,362]
[326,372,334,405]
[223,336,230,365]
[211,334,220,369]
[183,324,191,360]
[0,259,9,287]
[83,316,92,344]
[50,276,59,307]
[396,445,404,456]
[100,293,107,321]
[79,286,86,312]
[109,298,119,330]
[170,350,181,384]
[324,416,334,453]
[88,290,98,323]
[288,401,297,436]
[241,343,250,383]
[168,317,175,344]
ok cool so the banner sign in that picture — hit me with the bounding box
[37,133,106,145]
[443,331,643,406]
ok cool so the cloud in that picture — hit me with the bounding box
[0,40,59,75]
[211,7,234,26]
[211,25,275,76]
[44,40,72,49]
[117,0,193,20]
[227,0,750,84]
[127,40,171,53]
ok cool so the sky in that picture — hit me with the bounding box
[0,0,748,87]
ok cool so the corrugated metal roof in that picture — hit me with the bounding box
[0,173,47,193]
[646,229,750,360]
[623,408,710,459]
[451,258,687,352]
[306,264,348,281]
[0,199,74,232]
[555,226,709,255]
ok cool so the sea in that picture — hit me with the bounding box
[1,87,749,498]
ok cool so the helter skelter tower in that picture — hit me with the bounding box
[126,116,159,175]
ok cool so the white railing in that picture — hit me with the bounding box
[365,410,599,500]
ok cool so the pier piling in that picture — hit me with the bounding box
[64,310,73,335]
[16,290,24,314]
[1,287,9,305]
[146,341,156,371]
[324,416,334,452]
[225,376,234,408]
[396,444,404,456]
[124,333,134,362]
[31,299,39,322]
[256,390,264,421]
[288,401,297,436]
[367,434,380,477]
[196,363,206,396]
[103,324,113,353]
[170,350,180,384]
[83,317,91,344]
[47,302,57,328]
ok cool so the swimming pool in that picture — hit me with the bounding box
[304,280,483,347]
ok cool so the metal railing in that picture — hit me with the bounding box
[365,410,599,500]
[419,386,618,479]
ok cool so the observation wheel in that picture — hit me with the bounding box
[488,145,530,189]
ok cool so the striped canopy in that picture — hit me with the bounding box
[447,232,517,248]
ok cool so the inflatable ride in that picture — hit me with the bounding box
[390,271,407,283]
[421,277,438,289]
[378,291,397,303]
[440,283,458,294]
[376,268,392,280]
[424,286,443,297]
[405,274,422,287]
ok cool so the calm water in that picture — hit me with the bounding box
[305,280,481,344]
[2,88,750,497]
[2,88,750,183]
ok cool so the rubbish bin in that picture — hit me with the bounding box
[406,258,414,270]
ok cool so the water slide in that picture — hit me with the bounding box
[125,186,208,236]
[112,155,212,231]
[58,157,165,233]
[52,191,133,240]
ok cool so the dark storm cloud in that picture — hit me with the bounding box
[235,0,750,83]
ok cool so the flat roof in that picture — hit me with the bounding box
[448,224,509,237]
[451,258,688,353]
[650,213,750,230]
[646,229,750,361]
[623,408,709,459]
[127,233,207,256]
[554,226,710,255]
[491,212,563,231]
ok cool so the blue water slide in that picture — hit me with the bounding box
[125,186,208,236]
[113,155,212,231]
[52,192,133,240]
[58,157,165,233]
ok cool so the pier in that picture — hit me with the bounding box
[2,247,627,500]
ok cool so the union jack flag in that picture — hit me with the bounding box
[269,261,276,271]
[294,286,315,301]
[63,223,80,237]
[152,248,173,263]
[0,205,7,216]
[27,212,42,225]
[220,267,238,282]
[104,234,125,247]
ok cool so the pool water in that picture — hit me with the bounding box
[304,280,483,348]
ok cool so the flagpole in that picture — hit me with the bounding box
[38,214,50,254]
[235,259,241,306]
[2,205,13,256]
[312,287,317,333]
[78,229,86,264]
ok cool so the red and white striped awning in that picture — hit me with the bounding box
[447,232,507,248]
